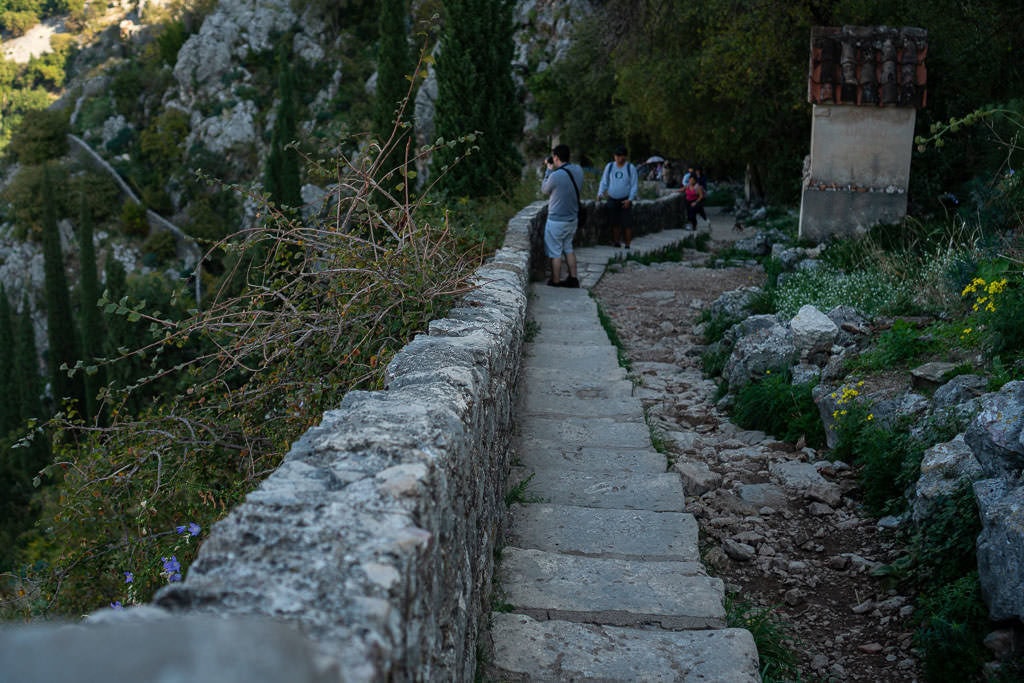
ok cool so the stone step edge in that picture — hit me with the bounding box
[488,613,761,683]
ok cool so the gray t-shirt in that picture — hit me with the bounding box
[541,164,584,222]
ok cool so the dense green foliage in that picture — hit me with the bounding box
[373,0,413,150]
[431,0,522,196]
[534,0,1024,204]
[732,370,826,448]
[263,41,302,210]
[76,192,104,424]
[40,165,84,410]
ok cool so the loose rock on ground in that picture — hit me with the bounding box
[593,254,922,683]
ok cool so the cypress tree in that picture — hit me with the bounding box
[263,40,302,210]
[1,299,51,570]
[374,0,413,178]
[77,192,105,424]
[0,287,16,435]
[431,0,523,197]
[40,163,85,412]
[15,296,43,424]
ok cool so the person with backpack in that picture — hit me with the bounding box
[541,144,584,287]
[597,145,639,248]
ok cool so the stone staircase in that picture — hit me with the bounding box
[488,234,761,681]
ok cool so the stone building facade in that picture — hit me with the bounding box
[799,26,928,241]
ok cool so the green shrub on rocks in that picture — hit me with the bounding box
[725,596,798,683]
[732,369,826,448]
[915,572,988,683]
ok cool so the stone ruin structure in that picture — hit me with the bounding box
[800,26,928,241]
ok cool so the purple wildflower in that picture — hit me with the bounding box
[188,522,201,537]
[124,571,134,584]
[175,525,187,534]
[161,555,183,583]
[111,601,123,609]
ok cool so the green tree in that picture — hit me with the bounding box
[15,296,42,424]
[263,41,302,210]
[77,192,105,424]
[7,108,69,164]
[373,0,414,184]
[40,164,84,411]
[2,297,51,571]
[530,17,618,163]
[431,0,523,197]
[0,287,15,434]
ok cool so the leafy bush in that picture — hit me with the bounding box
[1,11,39,37]
[73,96,116,133]
[140,108,189,162]
[119,202,148,237]
[970,273,1024,359]
[183,191,237,243]
[0,161,70,233]
[69,171,123,224]
[732,369,826,447]
[142,229,177,264]
[850,319,941,372]
[7,108,69,164]
[915,573,988,683]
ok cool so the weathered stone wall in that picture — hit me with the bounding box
[0,203,545,683]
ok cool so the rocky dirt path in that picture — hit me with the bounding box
[592,253,922,682]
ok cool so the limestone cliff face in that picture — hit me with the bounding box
[0,0,596,327]
[168,0,337,163]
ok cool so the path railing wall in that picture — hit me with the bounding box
[1,193,684,682]
[529,192,687,280]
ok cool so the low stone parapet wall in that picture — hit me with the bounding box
[529,192,687,280]
[0,203,545,682]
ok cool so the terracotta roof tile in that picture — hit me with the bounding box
[809,26,927,108]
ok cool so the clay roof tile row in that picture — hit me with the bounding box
[809,26,928,108]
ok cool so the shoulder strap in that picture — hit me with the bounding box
[560,166,581,201]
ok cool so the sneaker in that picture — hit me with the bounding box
[546,279,561,287]
[624,244,631,249]
[561,276,580,288]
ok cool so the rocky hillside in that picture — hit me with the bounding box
[0,0,591,350]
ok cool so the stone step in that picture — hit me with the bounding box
[514,443,666,474]
[519,392,645,421]
[507,504,699,561]
[510,467,684,511]
[526,286,595,315]
[497,548,726,629]
[526,321,610,345]
[517,416,652,449]
[520,366,634,399]
[490,613,761,682]
[521,363,629,385]
[522,342,620,370]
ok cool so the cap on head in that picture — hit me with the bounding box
[614,145,627,156]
